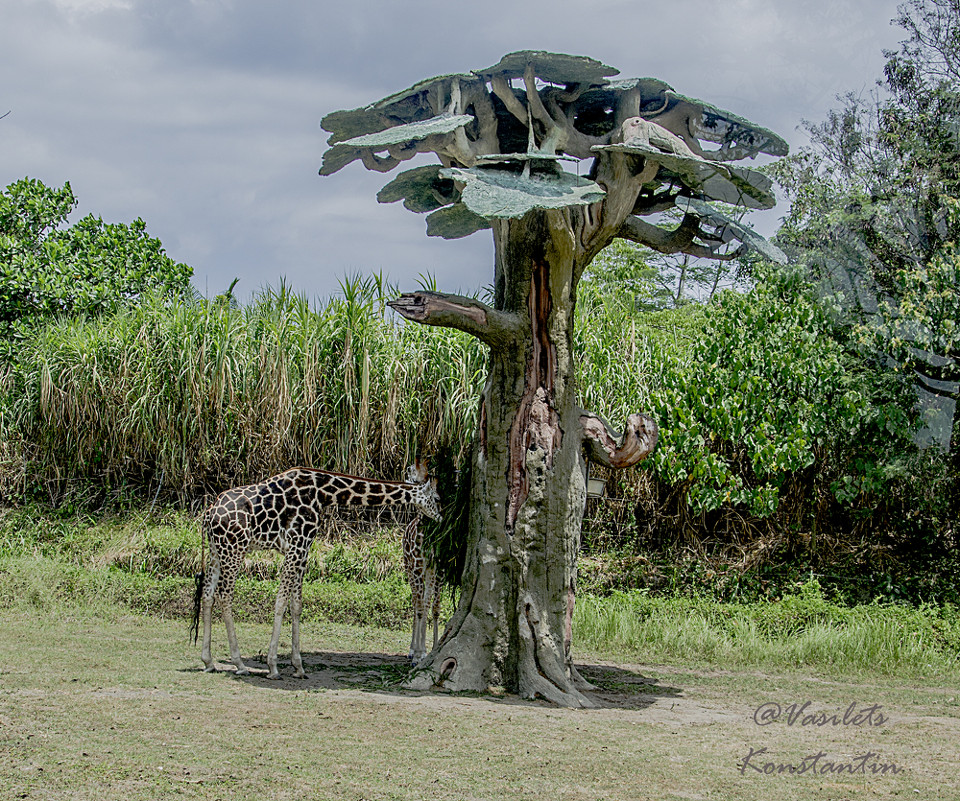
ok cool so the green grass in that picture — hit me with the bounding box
[0,279,485,503]
[0,505,434,629]
[1,272,954,611]
[4,607,954,801]
[1,506,958,680]
[574,585,960,678]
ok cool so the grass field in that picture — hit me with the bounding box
[1,604,959,801]
[2,507,960,799]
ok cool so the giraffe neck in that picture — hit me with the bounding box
[404,514,423,550]
[283,468,416,509]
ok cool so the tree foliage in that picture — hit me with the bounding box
[583,236,752,311]
[651,270,918,517]
[577,265,920,526]
[0,178,192,352]
[773,0,959,436]
[6,269,951,597]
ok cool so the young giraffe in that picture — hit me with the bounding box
[193,463,441,679]
[402,515,441,665]
[402,463,443,665]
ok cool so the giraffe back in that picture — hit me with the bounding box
[203,467,440,555]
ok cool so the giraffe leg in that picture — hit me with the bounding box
[266,581,289,680]
[407,602,417,664]
[200,560,220,672]
[267,548,309,680]
[409,609,426,665]
[417,598,429,664]
[403,515,427,665]
[222,599,250,676]
[218,561,249,676]
[290,591,305,679]
[416,569,434,663]
[429,569,441,650]
[289,559,308,679]
[408,584,425,665]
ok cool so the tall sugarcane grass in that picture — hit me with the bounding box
[1,277,488,502]
[0,276,677,505]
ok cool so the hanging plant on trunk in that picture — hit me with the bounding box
[319,51,787,707]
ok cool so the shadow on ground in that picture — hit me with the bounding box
[193,650,683,710]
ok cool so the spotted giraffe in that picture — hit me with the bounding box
[402,514,441,665]
[402,463,443,665]
[403,515,440,665]
[193,463,441,679]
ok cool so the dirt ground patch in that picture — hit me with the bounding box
[1,610,958,801]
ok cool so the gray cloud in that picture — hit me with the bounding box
[1,0,904,302]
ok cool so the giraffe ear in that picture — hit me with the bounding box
[407,459,428,483]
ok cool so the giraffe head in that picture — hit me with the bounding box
[405,459,442,522]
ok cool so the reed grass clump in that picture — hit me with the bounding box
[1,271,952,605]
[1,278,486,502]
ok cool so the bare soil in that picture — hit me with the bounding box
[1,610,958,800]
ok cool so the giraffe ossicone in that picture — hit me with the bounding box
[193,462,441,680]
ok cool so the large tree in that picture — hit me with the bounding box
[320,51,786,706]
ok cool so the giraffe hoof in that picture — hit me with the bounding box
[203,665,216,674]
[267,671,281,680]
[235,667,250,677]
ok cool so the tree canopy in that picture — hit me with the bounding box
[0,178,193,351]
[321,50,787,264]
[774,0,959,416]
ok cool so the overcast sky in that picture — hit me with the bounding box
[1,0,907,302]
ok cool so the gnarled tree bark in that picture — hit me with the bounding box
[391,208,656,706]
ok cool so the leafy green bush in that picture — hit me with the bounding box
[646,268,917,518]
[0,178,192,357]
[0,252,949,595]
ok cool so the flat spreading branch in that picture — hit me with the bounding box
[524,64,557,131]
[616,213,741,260]
[580,412,659,469]
[464,81,500,154]
[491,76,529,125]
[360,150,402,173]
[543,87,603,159]
[388,291,523,348]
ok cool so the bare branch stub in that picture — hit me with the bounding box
[580,412,659,469]
[387,291,523,348]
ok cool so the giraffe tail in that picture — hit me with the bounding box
[189,570,204,645]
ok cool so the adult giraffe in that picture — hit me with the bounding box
[193,463,441,679]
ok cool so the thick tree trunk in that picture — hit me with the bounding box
[402,209,657,706]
